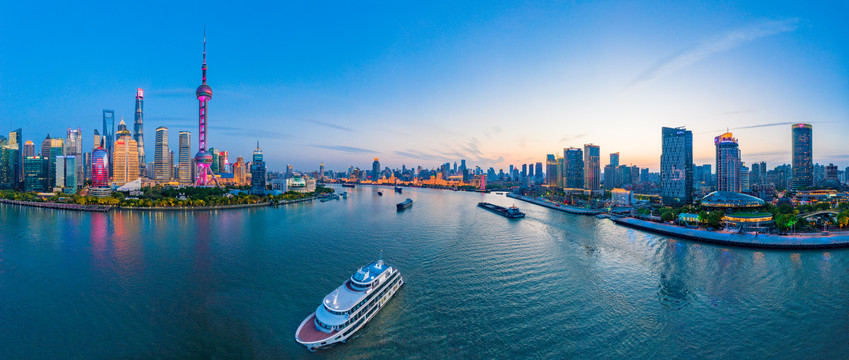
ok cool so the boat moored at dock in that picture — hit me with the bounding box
[478,202,525,218]
[295,257,405,351]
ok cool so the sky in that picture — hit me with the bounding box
[0,1,847,173]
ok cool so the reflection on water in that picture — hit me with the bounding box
[1,187,848,359]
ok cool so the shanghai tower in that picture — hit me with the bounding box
[134,88,145,174]
[194,29,215,186]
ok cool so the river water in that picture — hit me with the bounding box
[1,186,847,359]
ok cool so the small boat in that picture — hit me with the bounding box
[377,191,383,196]
[342,184,355,188]
[340,192,348,199]
[394,186,402,194]
[396,198,413,211]
[477,202,525,218]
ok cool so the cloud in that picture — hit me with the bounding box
[311,145,375,153]
[304,119,354,132]
[558,134,586,143]
[630,18,800,88]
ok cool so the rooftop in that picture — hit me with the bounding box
[701,191,765,208]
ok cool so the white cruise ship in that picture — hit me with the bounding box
[295,257,404,350]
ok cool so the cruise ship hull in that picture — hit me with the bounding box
[295,274,404,351]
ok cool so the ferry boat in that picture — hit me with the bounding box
[394,186,402,194]
[396,198,413,211]
[477,202,526,218]
[295,257,405,351]
[342,183,355,188]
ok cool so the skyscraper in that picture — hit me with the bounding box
[741,163,750,192]
[134,88,146,175]
[219,150,228,173]
[583,144,600,191]
[372,158,381,181]
[194,30,215,186]
[23,140,35,158]
[545,154,557,186]
[0,129,22,189]
[178,131,192,184]
[564,147,583,188]
[661,127,694,206]
[91,144,109,187]
[65,128,83,189]
[233,156,246,186]
[113,126,140,185]
[154,127,170,180]
[791,123,813,189]
[24,156,48,192]
[93,129,101,151]
[715,132,741,192]
[250,142,266,195]
[47,138,64,189]
[103,110,115,175]
[535,162,543,184]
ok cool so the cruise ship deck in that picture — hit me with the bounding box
[296,313,337,342]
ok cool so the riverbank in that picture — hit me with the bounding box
[611,216,849,249]
[0,199,112,212]
[0,197,316,212]
[116,197,315,211]
[506,193,603,215]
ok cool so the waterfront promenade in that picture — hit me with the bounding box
[506,193,603,215]
[0,199,112,212]
[612,216,849,249]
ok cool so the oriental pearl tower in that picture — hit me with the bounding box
[194,29,216,186]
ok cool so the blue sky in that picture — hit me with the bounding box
[0,1,847,172]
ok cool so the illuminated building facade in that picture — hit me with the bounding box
[545,154,557,186]
[233,156,246,186]
[113,127,140,185]
[661,126,693,206]
[372,158,381,181]
[102,110,115,174]
[791,123,812,189]
[91,145,109,187]
[24,156,48,192]
[194,31,215,186]
[715,132,741,192]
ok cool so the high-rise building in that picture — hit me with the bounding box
[610,153,620,168]
[210,148,219,173]
[661,127,693,206]
[47,138,64,189]
[219,150,228,173]
[134,88,145,175]
[583,144,600,191]
[603,164,616,189]
[93,129,101,151]
[791,123,813,189]
[534,162,543,184]
[103,110,115,175]
[564,147,583,188]
[23,140,35,158]
[65,128,83,189]
[372,158,381,181]
[194,31,215,186]
[319,163,325,181]
[0,129,22,189]
[250,142,266,195]
[178,131,192,184]
[91,144,109,187]
[154,127,170,180]
[24,156,48,192]
[55,155,76,193]
[113,126,140,185]
[715,132,741,192]
[741,163,750,192]
[233,156,246,186]
[545,154,557,186]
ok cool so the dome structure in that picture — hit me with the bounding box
[700,191,765,209]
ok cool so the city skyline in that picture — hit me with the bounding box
[1,2,847,172]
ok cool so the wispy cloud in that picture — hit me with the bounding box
[630,18,800,88]
[304,119,354,132]
[311,145,375,153]
[558,134,586,143]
